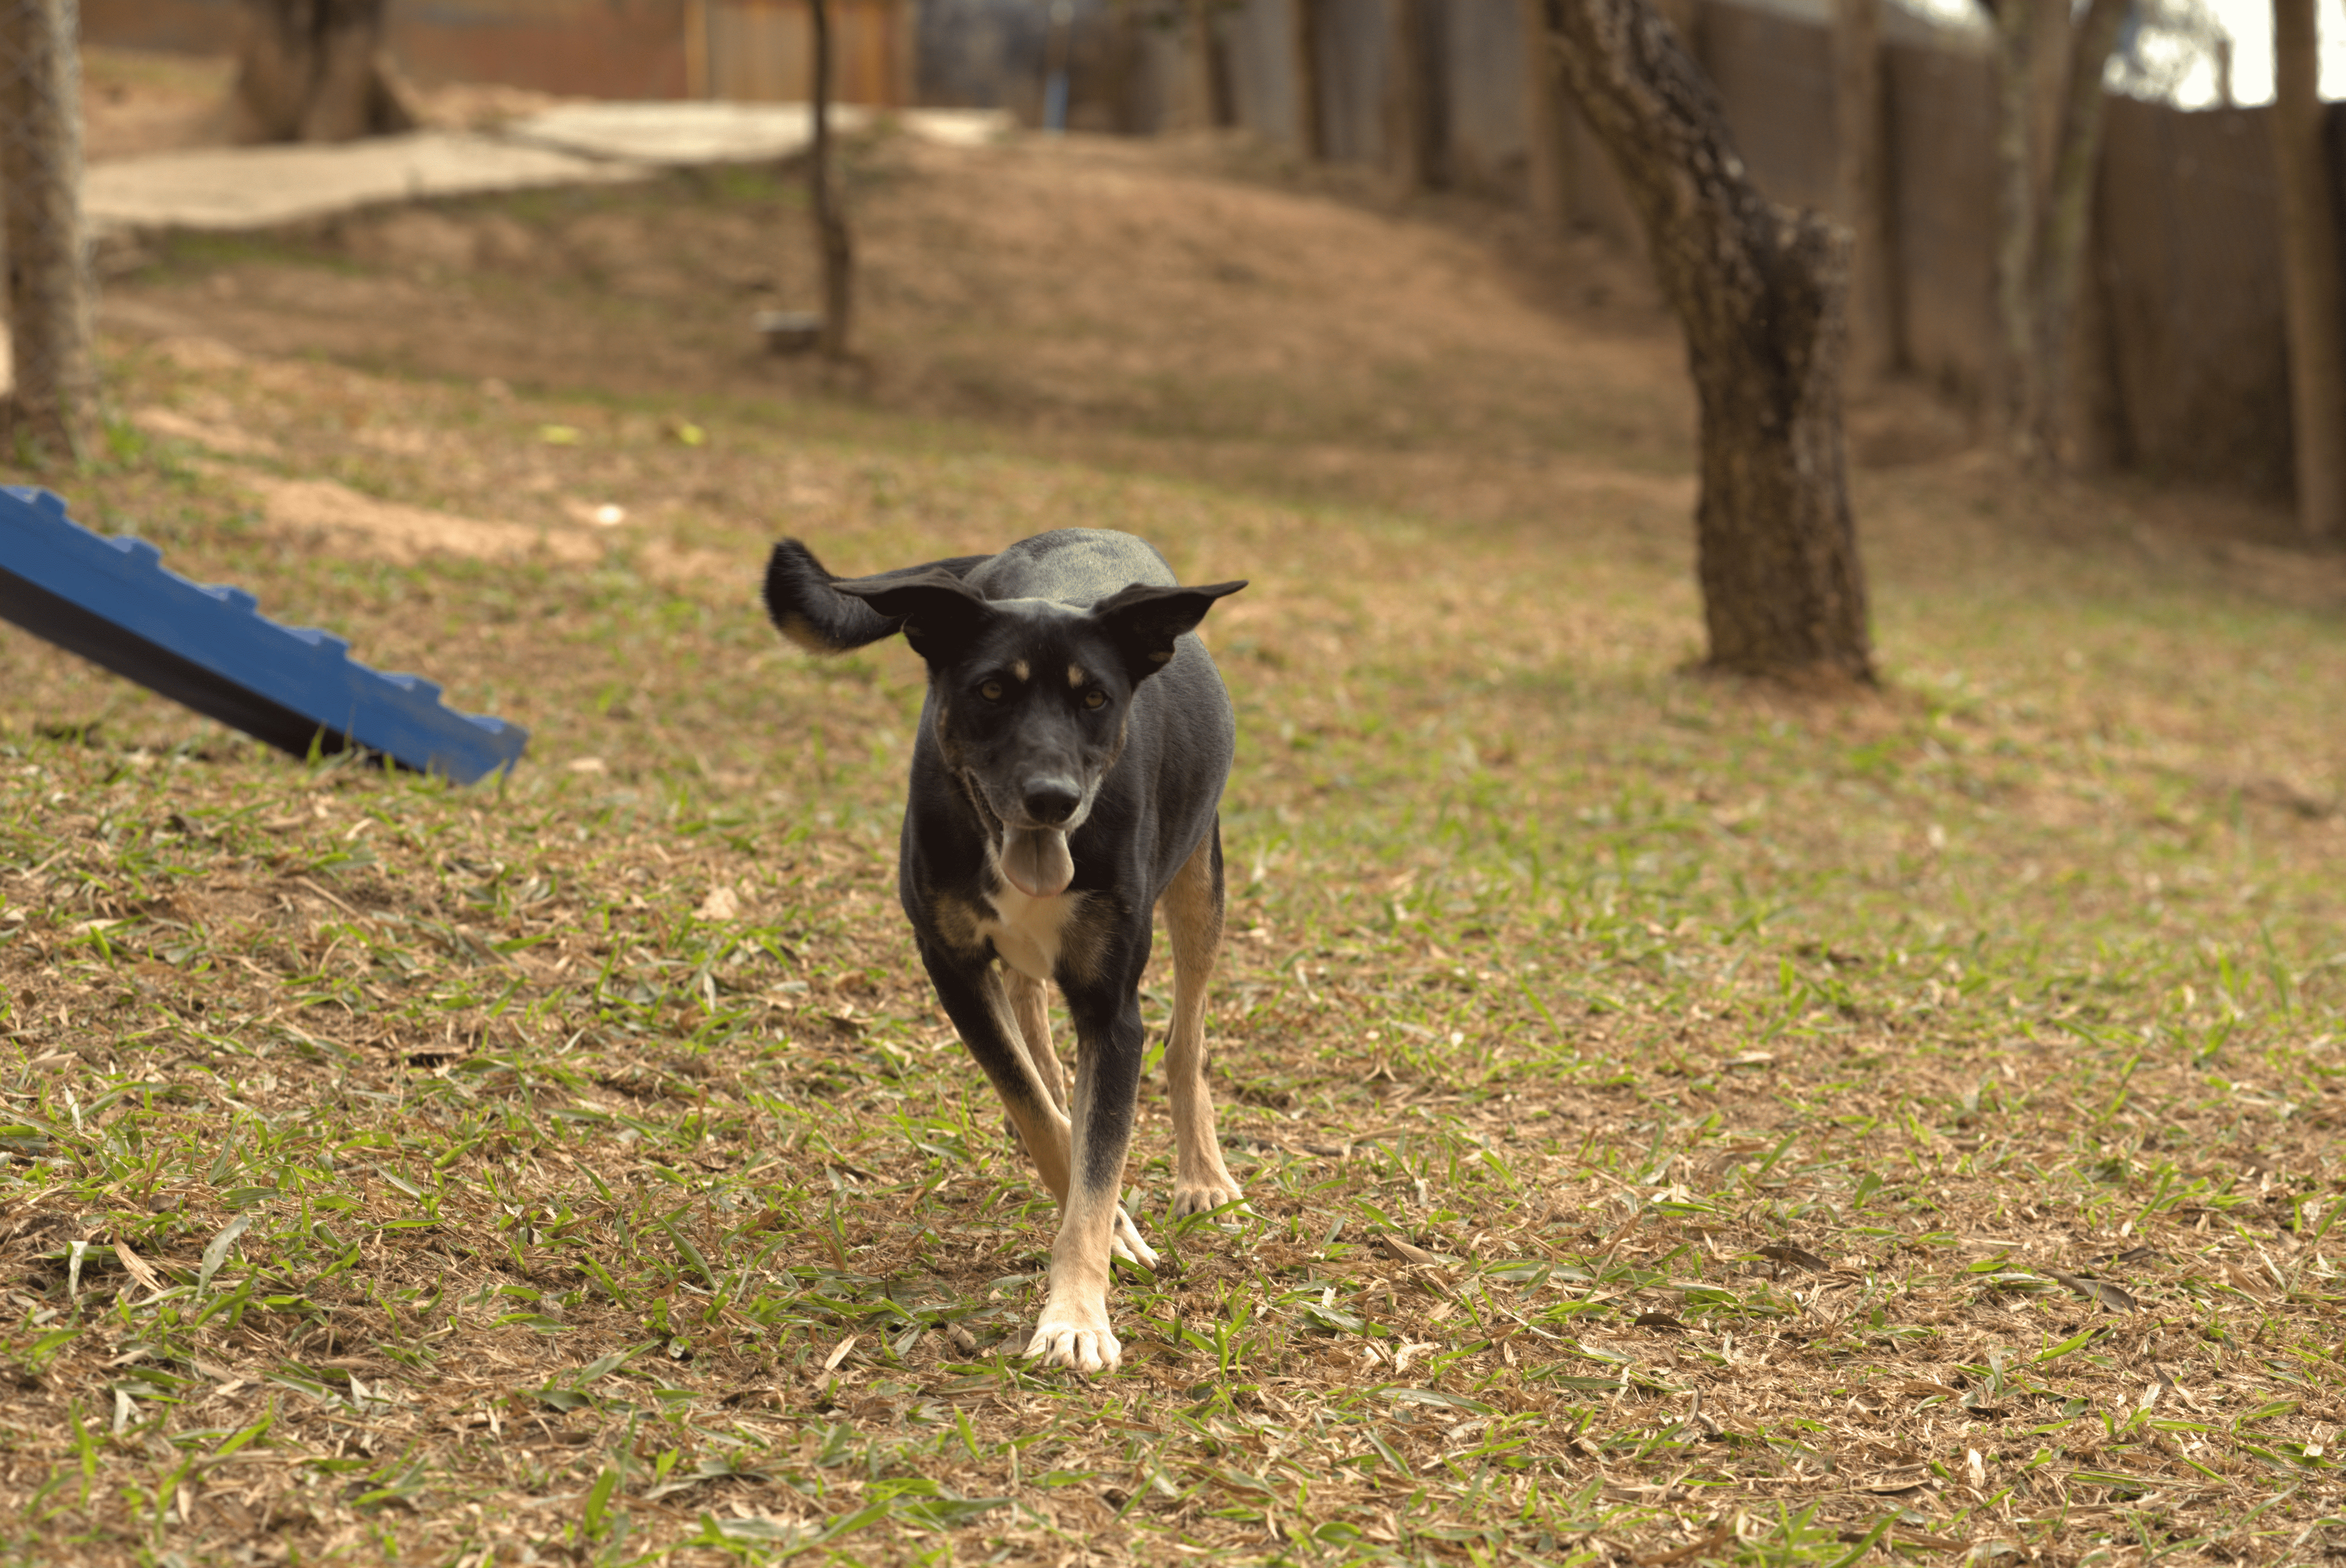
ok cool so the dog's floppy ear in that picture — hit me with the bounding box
[833,571,992,663]
[1091,580,1246,681]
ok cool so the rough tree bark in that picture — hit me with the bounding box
[2270,0,2346,544]
[1291,0,1324,158]
[1538,0,1874,681]
[0,0,95,461]
[810,0,854,360]
[1833,0,1894,378]
[1990,0,2127,465]
[230,0,419,144]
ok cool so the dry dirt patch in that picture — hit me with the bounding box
[100,129,1697,479]
[235,473,602,567]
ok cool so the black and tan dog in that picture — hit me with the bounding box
[763,528,1248,1373]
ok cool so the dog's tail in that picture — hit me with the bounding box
[764,539,993,654]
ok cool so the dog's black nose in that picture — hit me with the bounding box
[1022,778,1082,825]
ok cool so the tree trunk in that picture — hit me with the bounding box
[0,0,94,463]
[1833,0,1894,378]
[1185,0,1220,130]
[810,0,854,360]
[1992,0,2126,466]
[1518,0,1576,227]
[1291,0,1324,158]
[2271,0,2346,544]
[230,0,420,144]
[1992,0,2039,458]
[1540,0,1874,682]
[1385,0,1432,190]
[2025,0,2125,459]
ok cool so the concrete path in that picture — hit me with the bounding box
[503,101,868,165]
[85,103,1008,239]
[85,132,641,238]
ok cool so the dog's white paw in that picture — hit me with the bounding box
[1172,1175,1248,1219]
[1024,1311,1122,1374]
[1110,1205,1159,1267]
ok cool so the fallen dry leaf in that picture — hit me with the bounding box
[112,1240,162,1292]
[2048,1270,2139,1312]
[1378,1233,1443,1267]
[1757,1242,1833,1273]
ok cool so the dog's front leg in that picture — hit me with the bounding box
[1026,985,1148,1374]
[918,944,1078,1203]
[991,968,1155,1270]
[1004,967,1159,1277]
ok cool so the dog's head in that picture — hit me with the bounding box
[834,571,1243,896]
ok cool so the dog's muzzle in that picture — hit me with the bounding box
[969,769,1092,899]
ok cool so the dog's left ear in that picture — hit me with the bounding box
[834,571,991,663]
[1092,580,1247,681]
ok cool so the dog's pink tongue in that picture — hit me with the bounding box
[1001,829,1074,898]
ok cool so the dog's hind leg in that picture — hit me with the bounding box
[1003,969,1068,1116]
[1159,819,1245,1218]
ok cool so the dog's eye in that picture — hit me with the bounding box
[1082,689,1107,710]
[979,680,1006,701]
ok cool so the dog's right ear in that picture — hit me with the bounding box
[833,572,991,664]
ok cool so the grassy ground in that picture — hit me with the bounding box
[3,133,2345,1566]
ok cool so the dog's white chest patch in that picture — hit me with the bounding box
[981,885,1084,982]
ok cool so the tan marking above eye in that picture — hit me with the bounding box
[1011,661,1030,682]
[1083,689,1106,709]
[1067,665,1087,688]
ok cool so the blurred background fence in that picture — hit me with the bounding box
[1178,0,2319,502]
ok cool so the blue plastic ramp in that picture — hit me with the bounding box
[0,486,526,783]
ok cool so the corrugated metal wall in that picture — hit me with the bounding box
[687,0,912,105]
